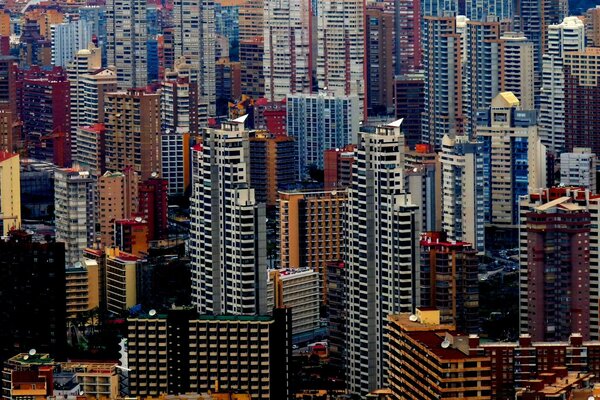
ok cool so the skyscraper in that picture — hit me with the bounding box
[463,19,504,137]
[0,231,66,365]
[560,148,597,192]
[173,0,216,119]
[98,169,139,248]
[419,232,479,333]
[50,19,94,67]
[286,92,360,178]
[22,66,71,166]
[106,0,148,89]
[519,192,591,341]
[440,134,485,252]
[395,0,421,75]
[422,16,464,149]
[263,0,313,101]
[278,189,347,292]
[54,168,97,266]
[478,92,546,239]
[564,48,600,155]
[345,120,419,395]
[0,56,20,153]
[190,117,267,315]
[248,132,296,206]
[104,89,161,180]
[366,4,395,114]
[0,152,21,235]
[500,32,536,111]
[316,0,366,119]
[539,17,585,155]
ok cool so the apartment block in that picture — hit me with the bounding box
[267,268,320,336]
[127,308,291,399]
[0,152,20,235]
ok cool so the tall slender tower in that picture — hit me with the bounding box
[190,116,267,315]
[264,0,312,101]
[539,17,585,155]
[316,0,365,120]
[173,0,216,121]
[345,119,418,395]
[106,0,148,89]
[422,16,464,149]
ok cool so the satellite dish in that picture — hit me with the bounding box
[23,355,29,360]
[409,314,418,322]
[149,309,157,317]
[74,261,83,268]
[588,396,595,400]
[135,217,143,223]
[29,349,36,356]
[441,339,450,349]
[151,172,158,178]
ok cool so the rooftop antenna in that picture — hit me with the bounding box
[409,314,418,322]
[441,339,450,349]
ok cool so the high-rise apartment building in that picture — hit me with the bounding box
[419,232,479,333]
[127,308,291,399]
[22,66,71,166]
[0,231,66,365]
[263,0,313,102]
[323,144,355,190]
[515,0,567,75]
[160,131,191,196]
[586,6,600,47]
[51,19,94,67]
[267,268,321,336]
[500,32,536,111]
[248,131,296,206]
[463,20,504,137]
[440,134,485,252]
[517,187,600,341]
[65,260,99,320]
[76,124,106,175]
[394,73,424,148]
[278,190,346,289]
[79,6,108,67]
[286,93,359,178]
[560,148,597,192]
[466,0,512,21]
[67,44,110,159]
[239,0,264,42]
[173,0,216,118]
[239,36,265,98]
[387,311,492,400]
[106,0,147,89]
[316,0,365,120]
[54,168,96,266]
[539,17,585,155]
[366,4,394,114]
[396,0,421,75]
[138,176,168,241]
[105,247,139,315]
[104,89,161,180]
[0,57,20,153]
[0,152,20,235]
[478,92,546,234]
[161,71,199,136]
[190,117,267,315]
[519,191,591,341]
[422,16,464,149]
[345,120,419,395]
[564,48,600,155]
[98,169,139,248]
[405,144,443,233]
